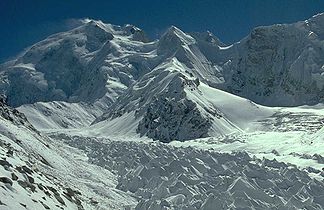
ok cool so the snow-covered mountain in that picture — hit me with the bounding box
[220,13,324,106]
[0,20,152,108]
[1,14,324,143]
[0,12,324,210]
[91,63,273,141]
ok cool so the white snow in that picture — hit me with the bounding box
[186,82,275,133]
[17,101,104,130]
[1,13,324,210]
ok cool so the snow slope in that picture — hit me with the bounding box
[0,97,137,209]
[186,82,275,134]
[0,98,82,209]
[17,101,104,130]
[1,13,324,210]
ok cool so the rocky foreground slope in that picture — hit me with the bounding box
[0,96,83,209]
[0,97,137,209]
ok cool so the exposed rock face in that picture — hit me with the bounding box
[0,94,36,131]
[137,96,211,142]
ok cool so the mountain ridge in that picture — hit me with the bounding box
[1,13,324,141]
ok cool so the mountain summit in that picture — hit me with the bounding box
[1,15,324,141]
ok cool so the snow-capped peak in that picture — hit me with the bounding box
[157,26,196,55]
[74,19,149,42]
[162,25,196,45]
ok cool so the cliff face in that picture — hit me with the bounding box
[220,14,324,106]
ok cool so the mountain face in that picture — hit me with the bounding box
[1,14,324,141]
[0,20,152,107]
[221,14,324,106]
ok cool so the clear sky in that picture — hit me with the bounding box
[1,0,324,62]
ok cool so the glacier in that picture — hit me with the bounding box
[0,13,324,210]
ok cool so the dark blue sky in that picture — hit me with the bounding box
[1,0,324,62]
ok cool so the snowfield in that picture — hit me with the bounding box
[1,13,324,210]
[49,133,324,209]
